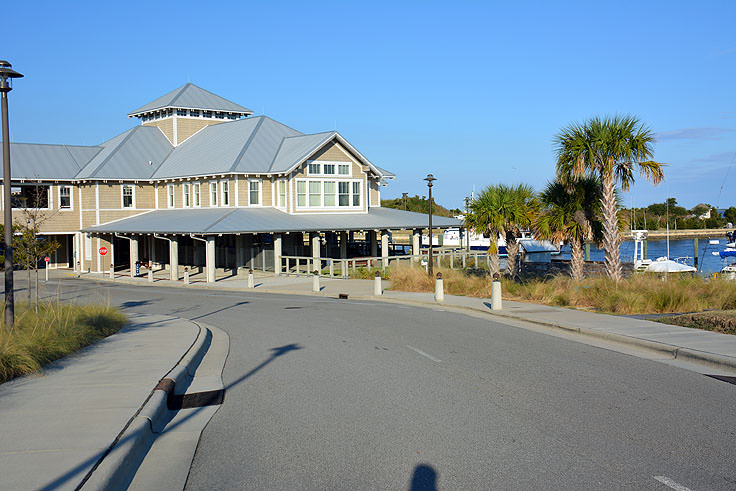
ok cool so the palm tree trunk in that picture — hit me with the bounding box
[570,239,584,280]
[489,253,499,277]
[601,171,622,281]
[506,241,520,278]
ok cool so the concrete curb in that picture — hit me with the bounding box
[82,319,212,491]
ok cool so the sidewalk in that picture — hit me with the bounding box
[0,313,204,491]
[77,270,736,371]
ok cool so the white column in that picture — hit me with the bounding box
[236,235,245,275]
[150,236,157,269]
[412,229,421,262]
[339,231,348,259]
[206,236,216,283]
[169,237,179,281]
[311,232,321,272]
[381,230,389,268]
[273,233,282,277]
[130,236,139,277]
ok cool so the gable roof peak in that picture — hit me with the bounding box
[128,83,253,117]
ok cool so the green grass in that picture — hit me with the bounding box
[0,303,127,384]
[657,310,736,335]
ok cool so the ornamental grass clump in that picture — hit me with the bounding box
[0,303,126,384]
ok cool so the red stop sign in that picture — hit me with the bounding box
[44,256,50,262]
[99,247,108,256]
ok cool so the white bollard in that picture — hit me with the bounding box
[248,269,254,289]
[491,273,502,310]
[45,264,49,282]
[109,265,114,280]
[312,270,320,293]
[373,270,383,296]
[184,267,190,285]
[435,272,444,303]
[148,269,154,283]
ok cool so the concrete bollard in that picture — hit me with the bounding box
[491,273,502,310]
[312,270,320,293]
[148,269,153,283]
[435,272,444,303]
[109,264,114,280]
[248,269,254,289]
[184,267,190,285]
[373,270,382,296]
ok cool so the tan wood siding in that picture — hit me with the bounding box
[370,180,381,206]
[177,118,221,143]
[143,118,173,144]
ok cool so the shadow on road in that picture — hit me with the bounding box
[410,463,438,491]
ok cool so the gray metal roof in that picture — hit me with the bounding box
[75,126,173,180]
[128,83,253,116]
[0,142,101,180]
[83,207,461,235]
[519,239,559,253]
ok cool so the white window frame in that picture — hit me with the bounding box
[338,163,351,176]
[167,184,175,208]
[307,162,321,175]
[121,184,135,209]
[183,183,191,207]
[221,180,230,206]
[192,183,201,207]
[295,178,362,209]
[307,160,352,177]
[210,181,218,207]
[278,179,287,209]
[58,185,72,210]
[248,179,262,206]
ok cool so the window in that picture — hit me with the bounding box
[203,110,212,118]
[278,180,286,208]
[352,182,361,207]
[59,186,71,209]
[215,112,225,119]
[167,184,175,207]
[249,180,260,205]
[210,182,218,207]
[183,184,191,207]
[10,185,50,209]
[193,183,201,207]
[323,181,336,207]
[221,180,230,206]
[323,164,335,175]
[122,184,134,208]
[308,162,321,175]
[309,181,321,207]
[297,181,306,207]
[338,164,350,175]
[176,108,187,116]
[190,109,200,117]
[338,182,350,206]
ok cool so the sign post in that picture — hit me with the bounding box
[99,246,108,276]
[44,256,50,281]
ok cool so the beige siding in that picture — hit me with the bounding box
[263,177,273,207]
[177,118,222,143]
[98,184,119,209]
[370,180,381,206]
[81,184,96,209]
[312,141,352,162]
[143,119,173,144]
[99,209,151,224]
[135,184,155,209]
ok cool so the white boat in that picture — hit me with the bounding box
[644,257,697,273]
[632,229,696,273]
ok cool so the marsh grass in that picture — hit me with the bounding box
[388,264,736,315]
[657,310,736,335]
[0,303,127,384]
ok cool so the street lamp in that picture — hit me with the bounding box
[464,196,471,253]
[1,60,23,329]
[402,192,408,211]
[424,174,436,276]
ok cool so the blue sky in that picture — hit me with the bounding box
[4,1,735,210]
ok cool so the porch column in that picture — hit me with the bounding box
[412,229,421,262]
[206,236,216,284]
[169,237,179,281]
[381,230,389,268]
[273,233,282,277]
[236,235,245,275]
[369,231,378,257]
[150,235,157,269]
[339,231,348,259]
[311,232,321,271]
[130,236,139,277]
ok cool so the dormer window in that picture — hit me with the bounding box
[203,111,212,118]
[190,109,200,117]
[215,112,225,119]
[176,109,187,116]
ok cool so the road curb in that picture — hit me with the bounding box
[81,319,212,491]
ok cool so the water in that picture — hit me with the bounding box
[556,238,733,275]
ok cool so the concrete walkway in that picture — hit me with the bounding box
[80,269,736,371]
[0,313,207,491]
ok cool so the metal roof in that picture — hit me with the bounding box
[0,142,101,180]
[128,83,253,116]
[83,207,461,235]
[519,239,559,253]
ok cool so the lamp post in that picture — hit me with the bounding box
[424,174,436,276]
[402,192,408,211]
[0,61,23,330]
[464,196,471,253]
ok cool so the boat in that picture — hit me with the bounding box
[632,229,696,274]
[711,249,736,279]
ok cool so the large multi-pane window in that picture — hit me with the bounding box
[221,180,229,205]
[309,181,321,207]
[168,184,175,207]
[210,182,218,206]
[296,179,361,208]
[338,182,350,206]
[122,184,134,208]
[297,181,306,207]
[249,180,260,205]
[59,186,71,209]
[323,181,336,207]
[352,182,361,206]
[278,180,286,208]
[183,184,191,207]
[193,183,201,207]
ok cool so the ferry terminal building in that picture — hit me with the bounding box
[3,83,460,282]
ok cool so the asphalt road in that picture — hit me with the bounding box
[26,276,736,490]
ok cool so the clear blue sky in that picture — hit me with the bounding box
[4,1,735,210]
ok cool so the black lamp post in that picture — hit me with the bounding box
[402,192,408,211]
[424,174,436,276]
[0,60,22,330]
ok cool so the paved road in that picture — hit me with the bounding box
[29,277,736,490]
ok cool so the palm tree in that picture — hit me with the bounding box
[534,177,602,280]
[555,115,664,281]
[464,184,538,278]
